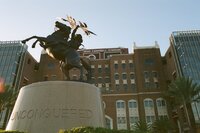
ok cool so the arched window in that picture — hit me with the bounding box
[130,73,135,79]
[88,54,96,60]
[128,100,137,108]
[128,99,139,130]
[116,100,127,130]
[156,98,168,119]
[156,98,166,107]
[144,98,154,108]
[105,115,113,129]
[116,100,125,109]
[122,73,127,79]
[114,73,119,80]
[144,98,155,124]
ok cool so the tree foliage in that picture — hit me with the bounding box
[166,77,200,105]
[133,120,152,133]
[152,117,174,133]
[0,85,18,112]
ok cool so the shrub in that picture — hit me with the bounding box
[0,130,25,133]
[58,127,134,133]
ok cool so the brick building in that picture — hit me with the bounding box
[33,45,169,130]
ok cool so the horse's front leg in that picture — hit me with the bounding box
[80,58,91,82]
[21,36,38,44]
[60,62,70,80]
[33,40,45,49]
[79,65,84,81]
[32,40,39,48]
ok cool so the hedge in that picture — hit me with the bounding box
[2,127,134,133]
[0,131,25,133]
[59,127,134,133]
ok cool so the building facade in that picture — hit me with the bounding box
[0,41,38,128]
[163,30,200,132]
[35,46,169,130]
[170,30,200,122]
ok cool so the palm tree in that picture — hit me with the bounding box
[166,77,200,132]
[133,120,152,133]
[0,84,18,129]
[152,117,174,133]
[0,85,17,111]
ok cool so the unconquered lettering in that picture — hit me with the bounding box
[11,108,93,120]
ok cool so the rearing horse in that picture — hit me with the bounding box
[22,21,91,81]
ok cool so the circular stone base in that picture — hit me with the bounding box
[6,81,105,133]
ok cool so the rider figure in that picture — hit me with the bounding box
[46,21,83,51]
[68,25,83,50]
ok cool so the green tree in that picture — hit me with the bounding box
[0,85,17,112]
[152,117,173,133]
[0,85,18,129]
[133,120,152,133]
[166,77,200,132]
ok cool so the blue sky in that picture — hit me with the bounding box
[0,0,200,61]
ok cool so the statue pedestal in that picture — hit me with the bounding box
[6,81,105,133]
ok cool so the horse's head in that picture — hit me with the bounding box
[55,21,71,35]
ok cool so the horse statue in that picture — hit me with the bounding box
[21,16,95,82]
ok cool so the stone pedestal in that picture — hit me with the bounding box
[6,81,105,133]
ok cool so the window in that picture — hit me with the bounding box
[91,65,95,68]
[130,73,135,79]
[122,63,126,70]
[115,73,119,80]
[105,115,113,129]
[105,77,110,83]
[144,82,151,89]
[91,77,95,83]
[146,116,155,123]
[117,117,126,124]
[129,116,139,123]
[27,59,31,64]
[44,75,48,81]
[116,84,120,91]
[144,58,155,66]
[131,84,136,91]
[123,84,128,91]
[47,62,55,69]
[156,98,166,107]
[91,68,95,74]
[88,54,96,60]
[23,77,29,85]
[129,63,134,69]
[158,115,168,120]
[98,68,102,73]
[122,73,127,79]
[34,63,39,71]
[168,51,172,58]
[51,75,57,80]
[98,77,103,83]
[105,67,110,73]
[116,100,125,109]
[128,100,137,108]
[114,64,118,69]
[152,71,158,78]
[172,71,177,80]
[144,99,154,108]
[154,82,159,88]
[144,71,150,79]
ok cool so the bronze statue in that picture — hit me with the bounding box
[22,16,96,81]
